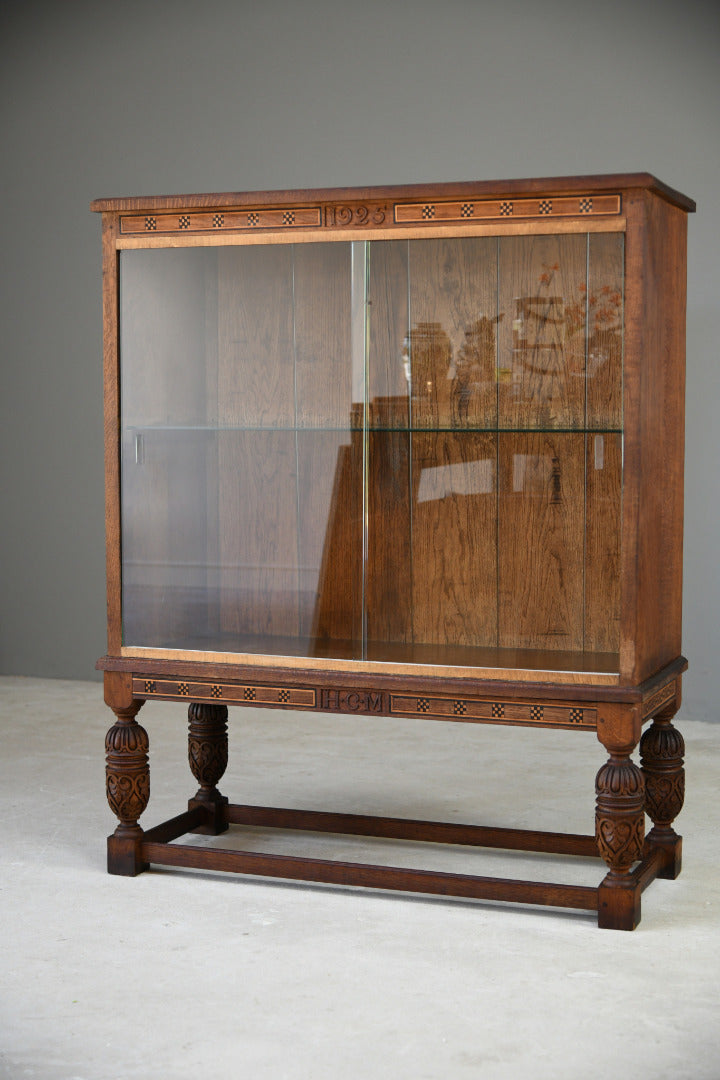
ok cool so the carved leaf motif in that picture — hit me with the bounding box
[644,772,685,825]
[106,771,149,823]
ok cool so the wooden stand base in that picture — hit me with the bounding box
[101,667,686,929]
[106,801,678,927]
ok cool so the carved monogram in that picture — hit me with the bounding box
[319,688,386,713]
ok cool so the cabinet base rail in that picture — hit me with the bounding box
[111,802,670,925]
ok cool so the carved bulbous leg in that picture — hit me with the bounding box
[596,750,645,930]
[188,703,229,835]
[105,701,149,876]
[640,711,685,878]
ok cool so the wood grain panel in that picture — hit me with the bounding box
[584,433,621,653]
[297,430,363,644]
[411,432,497,646]
[498,234,587,428]
[216,246,295,427]
[587,232,624,429]
[366,430,412,643]
[293,243,354,428]
[498,433,585,650]
[408,237,497,428]
[218,431,299,638]
[366,240,410,428]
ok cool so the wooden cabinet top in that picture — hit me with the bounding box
[91,173,695,216]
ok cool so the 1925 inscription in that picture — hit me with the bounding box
[324,204,387,227]
[320,688,386,713]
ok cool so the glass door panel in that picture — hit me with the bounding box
[120,243,363,656]
[120,232,624,671]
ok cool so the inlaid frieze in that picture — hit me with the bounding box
[390,694,596,728]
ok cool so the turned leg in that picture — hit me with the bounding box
[105,701,149,876]
[188,703,229,835]
[640,707,685,878]
[595,741,645,930]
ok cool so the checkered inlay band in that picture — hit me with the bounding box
[145,216,156,230]
[278,689,291,703]
[177,683,189,696]
[569,708,583,723]
[417,698,430,713]
[178,215,190,229]
[530,705,544,721]
[212,213,224,228]
[453,701,467,716]
[491,703,505,718]
[210,685,222,698]
[421,204,436,220]
[538,199,553,214]
[144,680,156,693]
[579,197,593,213]
[247,211,260,226]
[460,203,474,218]
[282,211,296,225]
[499,201,513,216]
[243,687,256,700]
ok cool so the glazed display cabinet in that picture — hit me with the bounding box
[93,174,694,929]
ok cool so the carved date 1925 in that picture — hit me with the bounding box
[325,204,387,227]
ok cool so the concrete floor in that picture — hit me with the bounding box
[1,675,718,1080]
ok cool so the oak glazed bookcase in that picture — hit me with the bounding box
[93,174,694,929]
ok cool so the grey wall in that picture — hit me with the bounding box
[1,0,718,722]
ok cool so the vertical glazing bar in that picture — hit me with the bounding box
[291,245,302,642]
[406,241,414,648]
[495,236,500,649]
[582,233,590,653]
[351,241,369,658]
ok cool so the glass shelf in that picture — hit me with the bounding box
[126,424,624,434]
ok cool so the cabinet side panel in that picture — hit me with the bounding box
[622,196,687,681]
[498,432,585,650]
[411,432,497,647]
